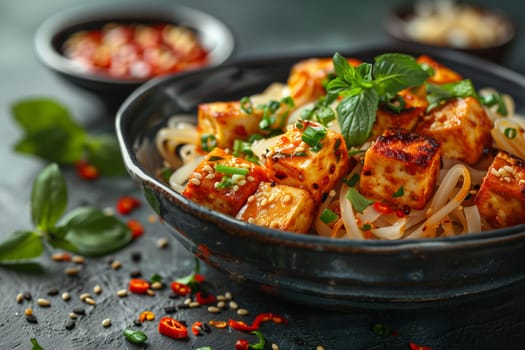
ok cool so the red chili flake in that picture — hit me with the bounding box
[170,282,191,296]
[195,291,216,305]
[127,219,145,239]
[409,342,432,350]
[373,201,393,214]
[191,321,203,336]
[75,160,99,181]
[116,196,141,215]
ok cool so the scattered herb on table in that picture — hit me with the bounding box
[30,338,44,350]
[10,98,126,178]
[123,328,148,344]
[0,163,131,262]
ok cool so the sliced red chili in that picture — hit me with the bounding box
[195,291,217,305]
[75,160,99,181]
[373,201,393,214]
[170,281,191,296]
[409,342,432,350]
[191,321,203,336]
[127,219,145,239]
[128,278,150,294]
[228,319,258,332]
[117,196,141,215]
[252,313,288,327]
[158,316,188,339]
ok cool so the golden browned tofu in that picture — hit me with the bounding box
[182,148,269,216]
[416,97,492,165]
[474,151,525,228]
[197,101,262,150]
[287,57,361,107]
[264,120,351,203]
[416,55,463,84]
[360,128,441,210]
[236,182,315,233]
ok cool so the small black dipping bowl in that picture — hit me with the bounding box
[34,2,234,114]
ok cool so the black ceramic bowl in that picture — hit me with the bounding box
[35,2,234,113]
[385,3,516,63]
[116,45,525,310]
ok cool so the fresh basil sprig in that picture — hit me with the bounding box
[327,52,431,147]
[0,163,131,262]
[11,98,126,177]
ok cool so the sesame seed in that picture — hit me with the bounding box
[282,194,292,204]
[93,285,102,294]
[217,301,226,309]
[272,344,280,350]
[79,293,91,301]
[184,298,192,305]
[102,318,112,327]
[68,312,78,319]
[207,306,221,313]
[84,297,96,306]
[116,289,128,298]
[16,293,24,304]
[147,214,158,223]
[156,238,169,249]
[295,146,305,153]
[260,198,268,207]
[233,185,240,192]
[146,289,156,297]
[237,308,249,316]
[216,295,226,301]
[62,292,71,301]
[73,307,86,315]
[37,298,51,307]
[51,253,64,261]
[224,292,233,300]
[238,179,247,186]
[229,301,238,310]
[316,346,325,350]
[111,260,122,270]
[65,267,81,276]
[190,178,201,186]
[490,168,500,177]
[151,281,163,290]
[247,217,255,223]
[202,165,213,172]
[205,173,215,180]
[24,307,33,316]
[72,256,85,264]
[189,301,200,308]
[247,176,255,182]
[193,172,203,179]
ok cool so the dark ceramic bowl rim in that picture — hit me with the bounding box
[34,2,235,85]
[385,2,516,50]
[116,44,525,254]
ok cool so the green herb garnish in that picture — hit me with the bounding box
[301,125,328,152]
[320,208,339,224]
[240,96,253,114]
[425,79,478,112]
[346,187,375,213]
[301,93,338,126]
[504,127,517,139]
[233,139,259,163]
[215,164,250,176]
[123,328,148,344]
[30,338,45,350]
[11,98,126,177]
[200,134,217,152]
[327,52,431,147]
[480,91,508,115]
[392,186,404,198]
[0,163,131,262]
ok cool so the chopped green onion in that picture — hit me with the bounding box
[384,95,406,113]
[208,155,223,162]
[214,176,232,189]
[504,127,517,139]
[480,92,508,116]
[301,125,327,152]
[215,164,250,176]
[233,139,259,162]
[240,97,253,114]
[316,106,336,125]
[200,134,217,152]
[344,173,360,187]
[346,187,375,213]
[320,208,339,224]
[361,223,372,231]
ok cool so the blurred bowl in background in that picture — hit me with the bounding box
[385,1,516,63]
[35,2,234,114]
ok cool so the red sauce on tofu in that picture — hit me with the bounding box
[62,23,209,79]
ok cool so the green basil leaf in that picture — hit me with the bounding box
[426,79,478,112]
[0,231,43,262]
[373,53,430,96]
[332,52,357,84]
[47,227,80,253]
[59,207,131,256]
[11,99,87,164]
[84,135,127,177]
[326,78,351,94]
[30,338,45,350]
[31,163,68,231]
[123,328,148,344]
[346,187,375,213]
[336,88,379,147]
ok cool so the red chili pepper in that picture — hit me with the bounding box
[409,342,432,350]
[228,319,259,332]
[170,281,191,296]
[395,208,406,218]
[75,160,99,181]
[158,316,188,339]
[193,274,206,283]
[127,219,145,239]
[128,278,150,294]
[117,196,141,215]
[191,321,203,336]
[195,291,217,305]
[373,201,393,214]
[252,312,288,327]
[235,339,249,350]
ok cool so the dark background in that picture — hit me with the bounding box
[1,0,525,349]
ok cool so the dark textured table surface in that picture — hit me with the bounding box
[1,0,525,349]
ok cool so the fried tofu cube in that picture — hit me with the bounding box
[182,148,269,216]
[474,151,525,228]
[287,57,361,107]
[360,128,441,210]
[236,182,315,233]
[416,97,492,165]
[264,120,351,203]
[197,101,263,150]
[417,55,463,84]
